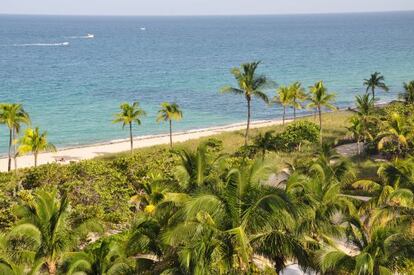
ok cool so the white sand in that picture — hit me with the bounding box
[0,119,288,172]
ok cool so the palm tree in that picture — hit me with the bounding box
[129,174,171,214]
[63,239,132,275]
[173,142,223,192]
[317,215,413,274]
[164,160,297,273]
[113,102,146,154]
[363,72,389,101]
[221,61,269,145]
[399,80,414,104]
[18,127,56,167]
[289,82,306,120]
[273,86,292,125]
[377,156,414,192]
[377,112,413,156]
[156,102,183,148]
[347,117,364,155]
[0,234,24,275]
[0,103,30,171]
[252,130,277,161]
[352,94,378,144]
[7,189,102,275]
[307,81,337,142]
[126,213,181,274]
[354,94,375,117]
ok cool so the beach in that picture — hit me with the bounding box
[0,118,287,172]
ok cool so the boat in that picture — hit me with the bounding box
[86,34,94,38]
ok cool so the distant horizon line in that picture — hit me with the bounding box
[0,9,413,17]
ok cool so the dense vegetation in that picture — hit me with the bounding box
[1,65,414,274]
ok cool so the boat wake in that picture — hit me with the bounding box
[12,42,70,47]
[65,34,94,39]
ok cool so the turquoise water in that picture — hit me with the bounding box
[1,12,414,154]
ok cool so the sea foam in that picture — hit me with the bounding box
[65,34,94,39]
[12,42,70,47]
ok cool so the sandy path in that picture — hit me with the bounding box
[0,119,287,172]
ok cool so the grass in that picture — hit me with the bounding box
[99,111,353,170]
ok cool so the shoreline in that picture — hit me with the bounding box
[0,116,292,172]
[0,100,392,172]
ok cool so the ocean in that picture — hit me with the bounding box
[1,12,413,154]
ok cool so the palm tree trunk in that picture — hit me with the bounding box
[13,128,17,171]
[318,106,322,143]
[282,106,286,125]
[8,128,12,172]
[169,120,173,148]
[357,140,361,155]
[245,99,251,145]
[293,99,296,120]
[47,260,57,275]
[273,256,285,274]
[262,149,265,161]
[34,152,38,167]
[129,122,133,154]
[372,87,375,101]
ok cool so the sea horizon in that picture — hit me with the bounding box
[1,11,413,154]
[1,9,414,17]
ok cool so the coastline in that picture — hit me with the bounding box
[0,100,394,172]
[0,116,291,172]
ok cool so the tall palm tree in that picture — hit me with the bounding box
[0,104,4,161]
[63,240,132,275]
[307,81,336,142]
[399,80,414,104]
[18,127,56,167]
[273,85,292,125]
[0,103,30,171]
[156,102,183,148]
[113,102,146,154]
[7,189,102,275]
[363,72,389,101]
[221,61,269,145]
[289,82,306,120]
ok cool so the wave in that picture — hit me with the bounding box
[12,42,70,47]
[65,34,94,39]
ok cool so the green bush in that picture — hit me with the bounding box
[275,121,320,152]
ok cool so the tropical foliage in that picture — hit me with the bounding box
[1,70,414,274]
[400,80,414,104]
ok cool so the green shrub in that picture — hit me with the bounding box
[275,121,320,152]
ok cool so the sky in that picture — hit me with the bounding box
[1,0,414,16]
